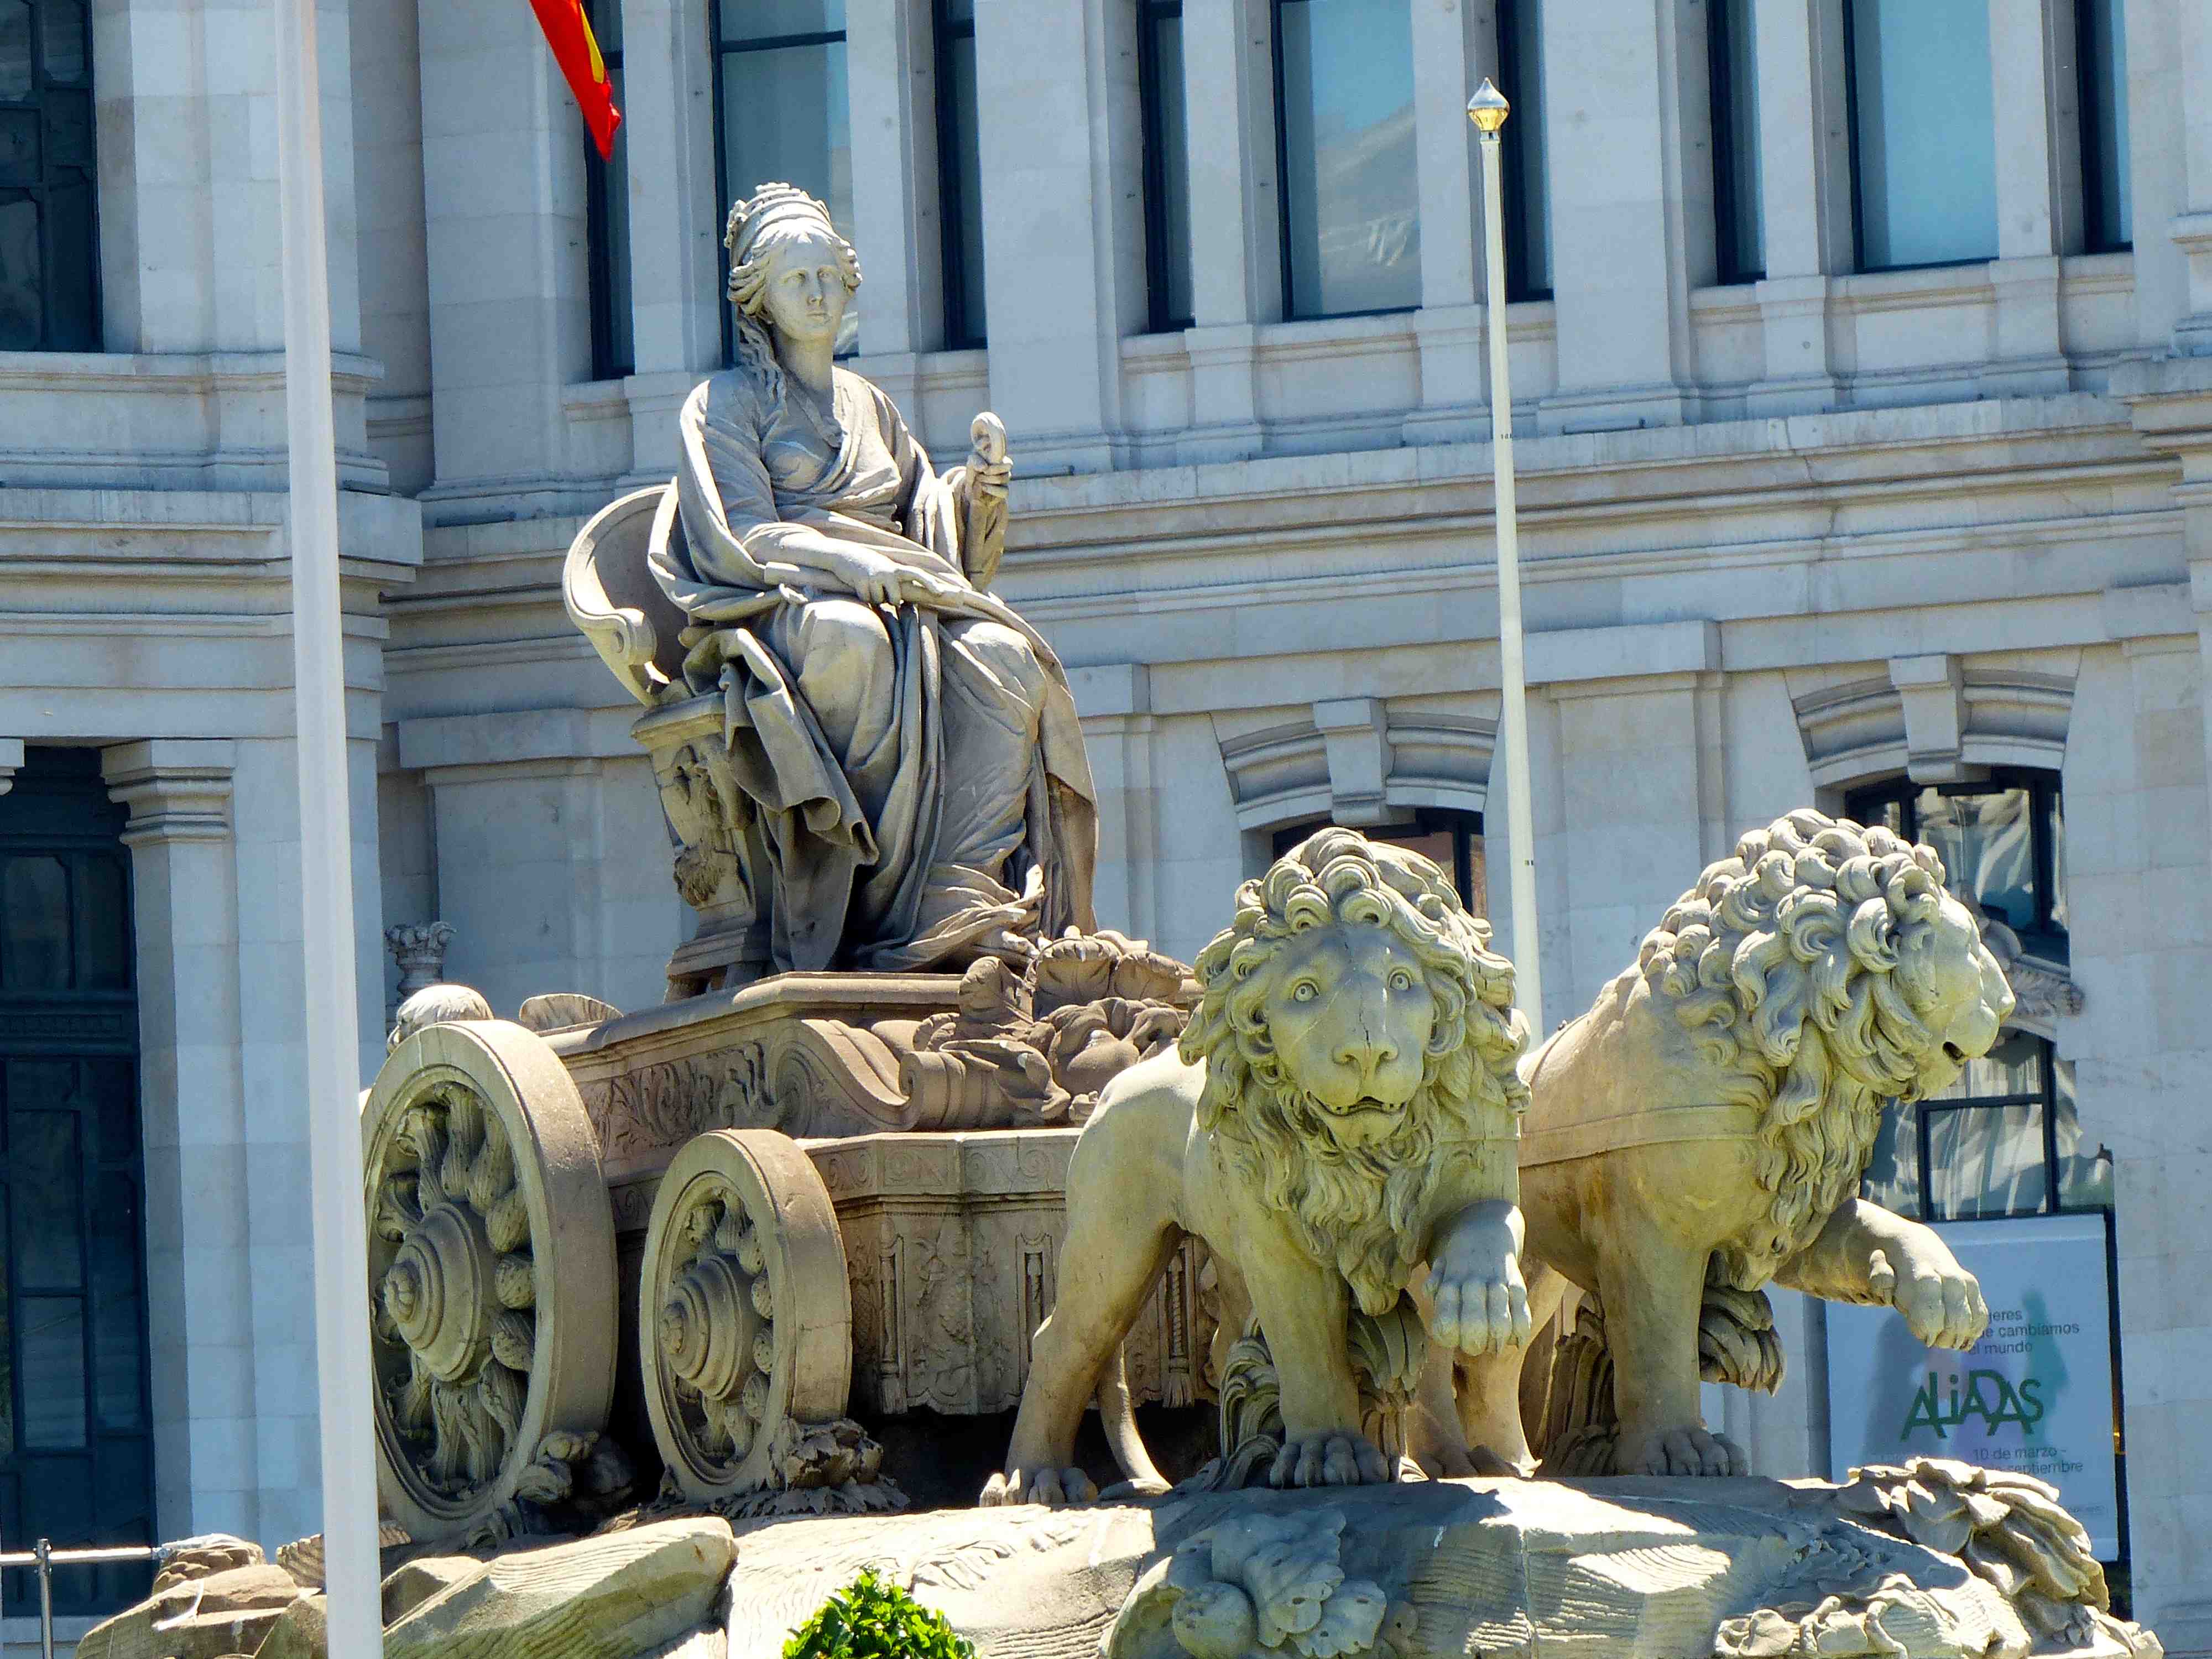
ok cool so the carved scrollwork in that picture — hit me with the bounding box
[585,1043,774,1166]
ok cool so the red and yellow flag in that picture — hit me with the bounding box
[528,0,623,161]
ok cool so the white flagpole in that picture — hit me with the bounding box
[1469,79,1544,1035]
[273,0,383,1650]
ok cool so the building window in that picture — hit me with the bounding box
[1272,0,1420,320]
[0,0,98,351]
[2077,0,2131,253]
[1494,0,1550,302]
[1273,811,1486,915]
[1849,773,2111,1222]
[0,750,153,1618]
[713,0,856,358]
[935,0,985,348]
[584,0,633,381]
[1139,0,1193,334]
[1844,0,1997,272]
[1707,0,1763,285]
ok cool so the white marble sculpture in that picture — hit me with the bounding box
[646,182,1098,974]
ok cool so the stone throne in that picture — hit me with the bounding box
[565,483,780,998]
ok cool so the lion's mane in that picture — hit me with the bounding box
[1180,828,1529,1319]
[1635,808,1959,1288]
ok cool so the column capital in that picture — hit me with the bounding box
[101,739,237,846]
[0,737,22,796]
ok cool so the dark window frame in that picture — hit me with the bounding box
[2075,0,2132,255]
[1847,769,2095,1225]
[0,0,102,352]
[933,0,984,349]
[1269,0,1423,324]
[709,1,853,367]
[1137,0,1192,335]
[583,0,632,382]
[1493,0,1551,303]
[1707,0,1763,286]
[1841,0,1997,275]
[1272,808,1485,914]
[0,749,154,1619]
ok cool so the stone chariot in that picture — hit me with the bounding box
[358,486,1209,1546]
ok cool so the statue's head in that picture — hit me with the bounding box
[724,183,861,353]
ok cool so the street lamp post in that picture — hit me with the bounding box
[1467,78,1544,1037]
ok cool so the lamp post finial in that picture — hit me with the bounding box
[1468,77,1510,134]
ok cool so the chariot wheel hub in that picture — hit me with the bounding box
[662,1243,754,1400]
[385,1200,497,1383]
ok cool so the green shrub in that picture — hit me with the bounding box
[782,1569,977,1659]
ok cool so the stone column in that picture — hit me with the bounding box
[968,0,1142,473]
[416,0,592,506]
[1402,0,1493,446]
[1538,0,1695,431]
[621,0,726,477]
[1745,0,1849,415]
[100,740,260,1544]
[847,0,940,419]
[1072,666,1159,942]
[2166,0,2212,354]
[1178,0,1279,463]
[1980,0,2070,395]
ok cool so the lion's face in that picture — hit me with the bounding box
[1900,891,2017,1097]
[1260,921,1437,1148]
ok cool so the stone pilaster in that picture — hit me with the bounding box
[1403,0,1494,446]
[1746,0,1848,415]
[1538,0,1695,432]
[1178,0,1279,463]
[0,737,21,795]
[1980,0,2070,395]
[99,740,259,1545]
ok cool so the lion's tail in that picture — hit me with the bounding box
[1097,1340,1170,1495]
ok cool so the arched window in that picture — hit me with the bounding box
[1848,772,2111,1220]
[1272,810,1485,914]
[0,0,98,351]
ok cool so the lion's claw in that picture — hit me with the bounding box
[979,1465,1097,1507]
[1868,1246,1989,1350]
[1423,1260,1533,1358]
[1269,1432,1394,1490]
[1617,1425,1747,1478]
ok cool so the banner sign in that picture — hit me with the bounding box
[1825,1212,2120,1559]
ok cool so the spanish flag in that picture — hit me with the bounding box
[529,0,623,161]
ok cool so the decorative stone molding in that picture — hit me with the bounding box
[100,739,237,845]
[1793,660,2074,790]
[0,737,21,796]
[1217,706,1494,831]
[385,922,457,1001]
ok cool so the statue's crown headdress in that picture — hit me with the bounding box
[724,182,837,268]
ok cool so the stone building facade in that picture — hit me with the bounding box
[6,0,2212,1649]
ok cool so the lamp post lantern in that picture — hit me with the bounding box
[1468,76,1544,1036]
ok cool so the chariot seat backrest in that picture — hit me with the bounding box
[564,484,695,706]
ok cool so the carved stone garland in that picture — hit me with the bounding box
[363,1019,619,1542]
[641,1129,864,1506]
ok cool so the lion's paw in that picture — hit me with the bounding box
[979,1465,1098,1507]
[1616,1425,1747,1478]
[1269,1433,1394,1490]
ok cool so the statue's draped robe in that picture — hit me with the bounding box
[650,366,1098,972]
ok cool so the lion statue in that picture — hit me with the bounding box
[982,828,1532,1505]
[1448,809,2016,1479]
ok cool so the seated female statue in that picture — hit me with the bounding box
[650,182,1098,973]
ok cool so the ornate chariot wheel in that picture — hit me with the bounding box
[640,1129,853,1503]
[362,1019,619,1541]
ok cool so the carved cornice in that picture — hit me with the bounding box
[100,739,236,847]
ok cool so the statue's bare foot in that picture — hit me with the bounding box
[980,1465,1097,1507]
[1269,1432,1394,1489]
[1615,1425,1746,1478]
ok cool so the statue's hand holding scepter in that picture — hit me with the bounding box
[961,411,1011,590]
